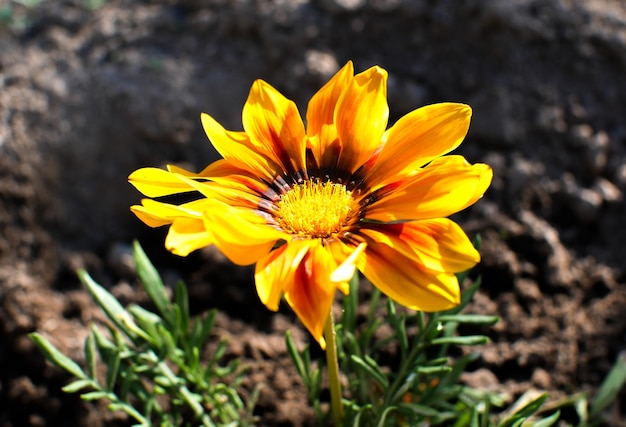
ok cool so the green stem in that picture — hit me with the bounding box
[324,311,344,426]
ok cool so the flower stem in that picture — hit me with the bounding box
[324,311,344,426]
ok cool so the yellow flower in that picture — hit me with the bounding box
[129,61,492,348]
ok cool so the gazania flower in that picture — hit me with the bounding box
[129,61,492,347]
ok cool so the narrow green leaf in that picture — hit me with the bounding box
[91,325,117,367]
[532,411,561,427]
[132,240,174,326]
[81,390,112,401]
[438,314,500,325]
[350,355,389,388]
[430,335,489,346]
[104,349,121,392]
[341,272,360,331]
[590,351,626,419]
[416,365,452,375]
[30,333,87,379]
[499,393,548,427]
[62,379,94,393]
[285,331,307,382]
[84,330,97,379]
[127,304,163,348]
[78,269,136,339]
[174,280,189,332]
[376,406,397,427]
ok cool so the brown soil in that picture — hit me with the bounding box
[2,0,626,426]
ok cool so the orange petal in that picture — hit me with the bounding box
[359,219,479,274]
[254,239,315,311]
[365,156,492,222]
[358,241,461,311]
[283,242,339,348]
[202,201,290,265]
[201,113,283,181]
[334,66,389,173]
[306,61,354,165]
[242,80,306,175]
[129,167,197,198]
[367,103,472,188]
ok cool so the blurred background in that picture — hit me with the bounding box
[1,0,625,425]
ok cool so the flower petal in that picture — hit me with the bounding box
[366,103,472,188]
[130,198,207,227]
[358,241,461,311]
[254,239,315,311]
[242,80,306,175]
[360,219,479,273]
[306,61,354,166]
[201,113,282,181]
[334,66,389,173]
[129,167,197,198]
[365,156,493,222]
[165,218,213,256]
[283,242,339,348]
[202,201,290,265]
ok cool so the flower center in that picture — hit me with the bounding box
[275,179,358,238]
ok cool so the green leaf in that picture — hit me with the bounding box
[438,314,500,325]
[127,304,163,348]
[132,240,175,327]
[397,402,440,417]
[174,280,190,333]
[78,269,137,339]
[285,331,307,382]
[30,333,87,379]
[430,335,490,346]
[350,355,389,388]
[376,406,397,427]
[62,379,94,393]
[532,410,561,427]
[81,390,112,401]
[590,351,626,419]
[84,331,97,379]
[498,393,548,427]
[104,346,121,392]
[416,365,452,375]
[341,272,360,331]
[91,325,117,367]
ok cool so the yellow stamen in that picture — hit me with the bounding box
[276,179,358,238]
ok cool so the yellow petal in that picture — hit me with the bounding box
[306,61,354,165]
[334,66,389,173]
[130,198,206,227]
[283,242,339,348]
[359,219,479,273]
[365,156,493,222]
[254,239,315,311]
[242,80,306,175]
[201,113,282,181]
[367,103,472,188]
[329,242,366,284]
[202,201,290,265]
[358,241,461,311]
[165,218,213,256]
[129,167,196,198]
[173,174,261,209]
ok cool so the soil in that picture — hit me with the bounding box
[1,0,626,426]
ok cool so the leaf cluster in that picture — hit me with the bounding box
[31,241,257,427]
[288,270,560,427]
